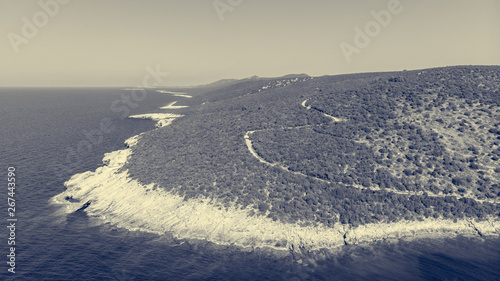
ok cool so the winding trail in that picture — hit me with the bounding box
[301,99,311,110]
[243,99,499,204]
[244,131,274,166]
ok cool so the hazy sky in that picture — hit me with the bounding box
[1,0,499,87]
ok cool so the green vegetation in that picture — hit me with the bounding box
[126,67,500,227]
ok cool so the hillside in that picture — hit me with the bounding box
[124,66,500,230]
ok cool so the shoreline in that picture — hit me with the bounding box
[129,113,183,128]
[51,129,500,254]
[156,90,193,98]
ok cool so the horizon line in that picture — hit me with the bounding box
[2,64,498,88]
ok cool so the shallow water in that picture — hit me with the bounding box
[0,88,499,280]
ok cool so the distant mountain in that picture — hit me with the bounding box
[278,73,310,79]
[239,73,310,81]
[197,74,311,89]
[200,78,239,88]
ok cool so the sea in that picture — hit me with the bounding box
[0,88,499,281]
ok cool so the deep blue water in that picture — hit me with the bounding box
[0,88,499,280]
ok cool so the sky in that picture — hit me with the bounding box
[1,0,499,87]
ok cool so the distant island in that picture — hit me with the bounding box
[54,66,500,253]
